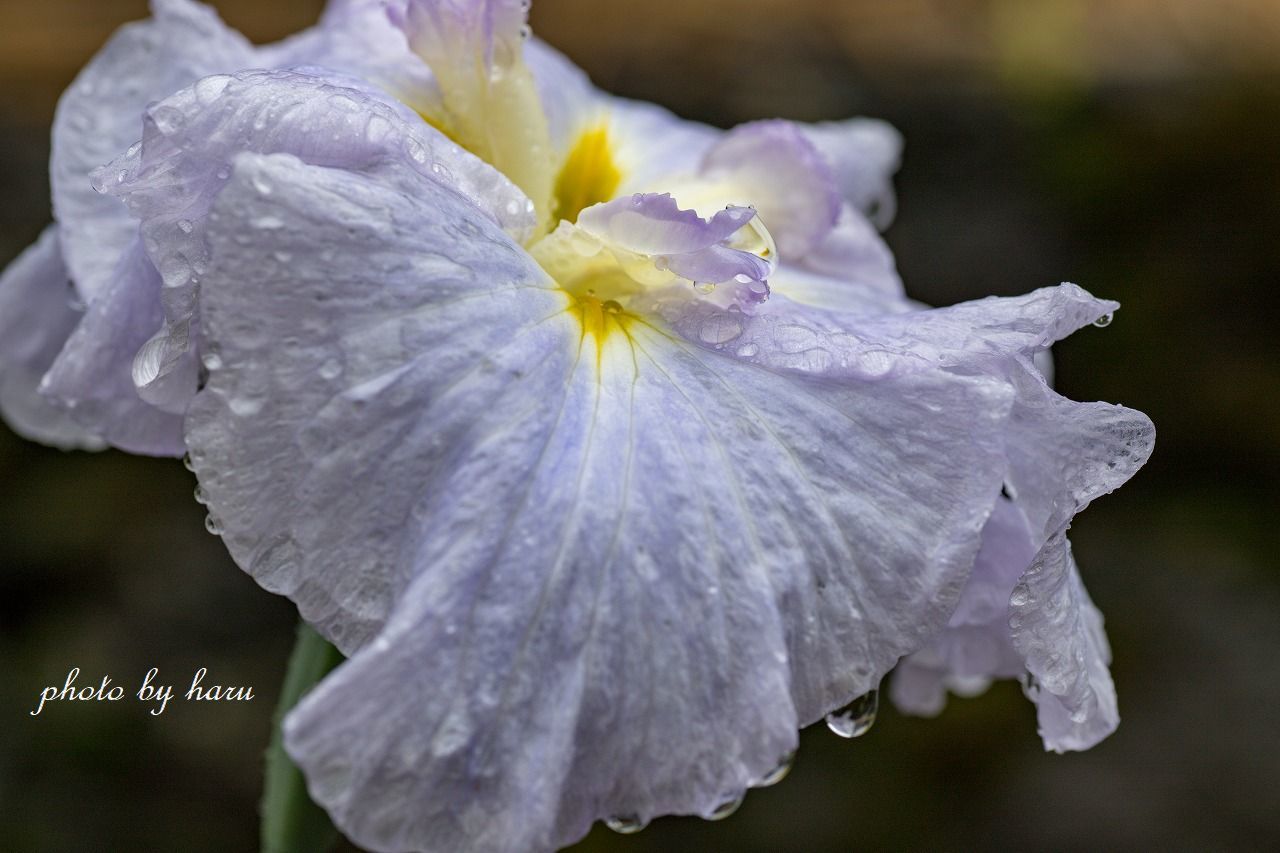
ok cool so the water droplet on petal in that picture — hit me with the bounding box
[826,689,879,738]
[757,751,795,787]
[201,351,223,371]
[605,814,647,835]
[1093,312,1114,328]
[318,358,344,380]
[699,314,742,345]
[204,514,223,535]
[736,342,759,358]
[177,219,194,234]
[734,273,754,284]
[215,165,231,181]
[182,453,196,472]
[693,281,716,295]
[194,485,208,505]
[707,793,744,821]
[602,300,623,315]
[1010,586,1030,607]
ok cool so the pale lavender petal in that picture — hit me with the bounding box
[184,149,557,651]
[104,68,534,414]
[800,117,903,229]
[51,0,254,303]
[576,193,772,284]
[609,98,722,194]
[42,240,186,457]
[889,497,1033,716]
[271,0,441,115]
[389,0,527,69]
[770,204,906,314]
[700,120,841,257]
[1012,530,1120,752]
[182,144,1034,849]
[389,0,555,222]
[0,228,105,450]
[656,281,1150,753]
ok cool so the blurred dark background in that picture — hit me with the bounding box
[2,1,1277,850]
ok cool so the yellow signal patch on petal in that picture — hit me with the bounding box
[554,126,622,225]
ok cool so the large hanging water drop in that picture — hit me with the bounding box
[604,814,647,835]
[826,689,879,738]
[706,793,744,821]
[757,751,795,787]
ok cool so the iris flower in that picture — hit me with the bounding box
[0,1,1154,850]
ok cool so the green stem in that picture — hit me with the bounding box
[262,621,346,853]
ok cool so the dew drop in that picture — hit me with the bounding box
[826,689,879,738]
[736,342,759,358]
[605,814,646,835]
[707,794,744,821]
[1093,312,1114,328]
[318,358,344,380]
[150,105,185,135]
[699,314,742,345]
[757,751,795,787]
[215,165,231,181]
[653,255,670,272]
[204,514,223,535]
[177,219,194,234]
[201,351,223,371]
[252,175,273,196]
[1009,586,1030,607]
[734,273,753,284]
[182,453,196,472]
[693,281,716,295]
[602,300,623,315]
[193,485,208,505]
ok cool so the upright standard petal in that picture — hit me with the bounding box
[800,118,904,229]
[0,228,105,450]
[391,0,556,227]
[51,0,254,302]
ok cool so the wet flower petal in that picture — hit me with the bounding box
[699,120,842,256]
[179,142,1065,851]
[97,68,534,420]
[41,239,186,456]
[0,227,104,450]
[391,0,555,225]
[799,118,903,229]
[575,193,773,285]
[52,0,254,302]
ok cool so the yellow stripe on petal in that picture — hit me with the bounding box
[554,125,622,225]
